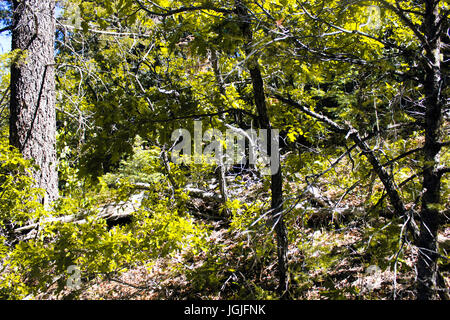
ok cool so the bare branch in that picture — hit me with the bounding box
[381,147,423,168]
[140,108,258,124]
[299,2,406,51]
[57,22,152,38]
[272,93,346,133]
[306,143,359,182]
[273,92,408,216]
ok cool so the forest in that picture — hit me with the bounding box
[0,0,448,301]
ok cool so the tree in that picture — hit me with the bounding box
[50,0,449,299]
[10,0,58,204]
[235,0,288,295]
[56,0,290,295]
[267,0,449,299]
[415,0,447,300]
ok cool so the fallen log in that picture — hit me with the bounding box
[14,192,145,236]
[13,186,223,237]
[120,182,223,202]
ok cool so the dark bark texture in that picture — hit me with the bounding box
[10,0,58,204]
[416,0,444,300]
[235,0,289,296]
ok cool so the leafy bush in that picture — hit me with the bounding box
[0,137,208,299]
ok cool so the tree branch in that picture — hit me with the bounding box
[299,2,406,51]
[437,166,450,177]
[306,143,359,182]
[141,108,257,124]
[272,93,347,133]
[381,147,423,168]
[273,92,408,216]
[135,0,233,17]
[57,22,153,38]
[0,25,11,34]
[377,0,428,49]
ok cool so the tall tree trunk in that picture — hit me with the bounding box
[211,50,231,216]
[416,0,444,300]
[10,0,58,204]
[235,0,289,296]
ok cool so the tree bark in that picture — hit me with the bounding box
[10,0,58,204]
[235,0,289,296]
[211,50,231,216]
[416,0,444,300]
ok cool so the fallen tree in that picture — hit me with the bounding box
[13,184,224,239]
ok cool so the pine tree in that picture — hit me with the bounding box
[10,0,58,204]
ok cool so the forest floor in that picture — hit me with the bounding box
[38,174,450,300]
[72,224,448,300]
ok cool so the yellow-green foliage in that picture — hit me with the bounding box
[0,137,47,228]
[0,137,208,299]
